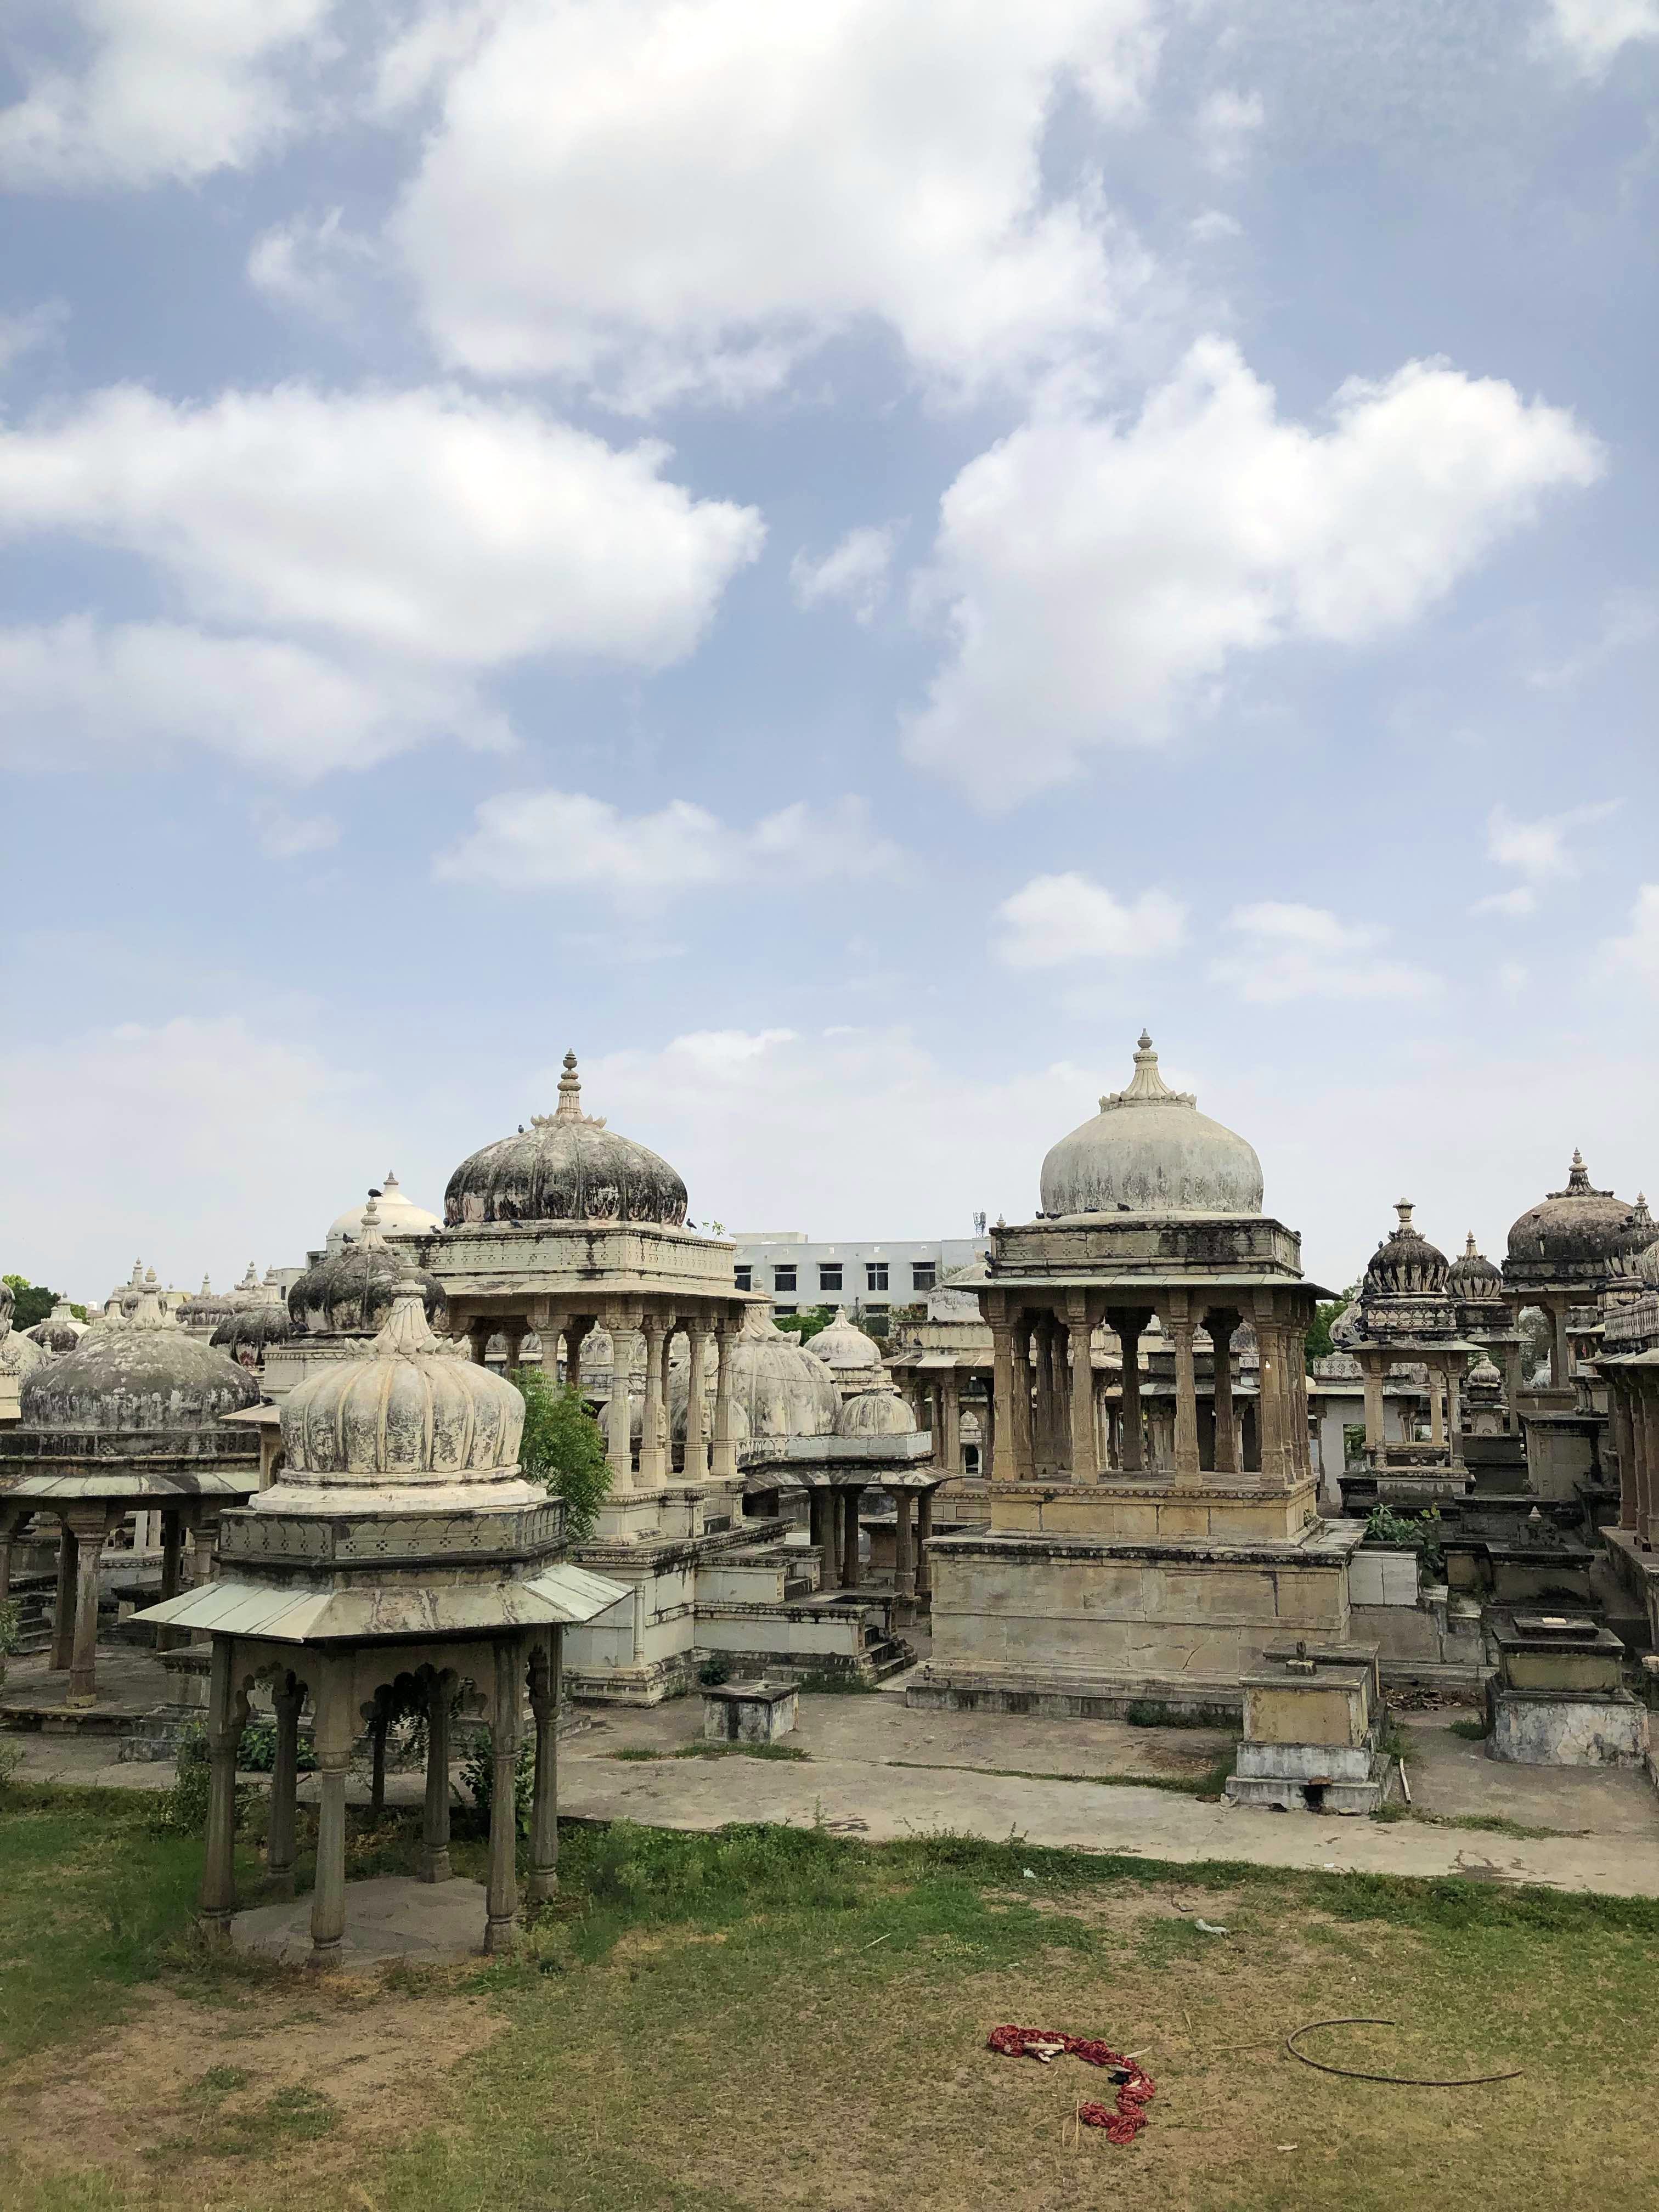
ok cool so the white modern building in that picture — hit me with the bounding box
[730,1232,991,1331]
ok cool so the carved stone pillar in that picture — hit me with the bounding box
[500,1322,526,1375]
[916,1486,934,1599]
[1551,1299,1572,1392]
[267,1672,304,1900]
[309,1654,353,1966]
[639,1316,668,1486]
[421,1670,452,1883]
[484,1638,522,1954]
[988,1294,1018,1481]
[562,1313,591,1394]
[1166,1294,1200,1484]
[1254,1301,1287,1487]
[199,1637,246,1945]
[712,1315,738,1480]
[1613,1382,1639,1532]
[841,1486,864,1588]
[603,1312,638,1487]
[941,1371,961,1477]
[1503,1339,1525,1432]
[894,1489,914,1601]
[1065,1295,1098,1482]
[527,1629,561,1907]
[1011,1314,1035,1478]
[816,1488,839,1590]
[1110,1310,1150,1474]
[1208,1307,1240,1475]
[50,1521,77,1670]
[684,1325,710,1480]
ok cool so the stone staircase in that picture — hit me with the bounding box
[861,1617,917,1684]
[7,1576,55,1658]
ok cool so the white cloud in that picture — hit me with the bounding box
[0,383,764,672]
[387,0,1163,407]
[1188,209,1242,244]
[790,524,901,624]
[1527,589,1659,689]
[0,1,335,190]
[1195,86,1264,175]
[251,800,341,859]
[992,871,1187,969]
[0,618,508,780]
[435,789,904,907]
[1213,901,1439,1003]
[903,340,1603,807]
[1471,799,1619,912]
[0,298,66,373]
[1538,1,1659,76]
[1601,884,1659,986]
[246,210,379,326]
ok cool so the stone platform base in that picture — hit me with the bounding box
[1224,1764,1389,1816]
[906,1666,1241,1727]
[232,1875,492,1968]
[1487,1687,1646,1768]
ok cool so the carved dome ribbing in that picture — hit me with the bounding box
[1363,1202,1449,1298]
[1447,1233,1503,1301]
[288,1200,447,1338]
[725,1304,839,1440]
[1039,1035,1263,1218]
[25,1298,87,1356]
[280,1282,526,1485]
[445,1053,687,1229]
[807,1308,882,1374]
[21,1285,259,1434]
[211,1302,295,1359]
[1506,1153,1647,1277]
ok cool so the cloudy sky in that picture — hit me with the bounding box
[2,1,1656,1302]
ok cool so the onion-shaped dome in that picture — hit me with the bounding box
[287,1199,447,1338]
[1507,1153,1644,1276]
[1635,1231,1659,1292]
[835,1388,916,1438]
[26,1298,87,1355]
[1448,1233,1503,1301]
[1362,1202,1449,1298]
[93,1260,149,1327]
[211,1301,295,1363]
[726,1304,839,1440]
[21,1283,259,1433]
[324,1169,441,1257]
[1607,1194,1658,1284]
[1039,1034,1263,1218]
[0,1301,47,1379]
[1465,1353,1504,1398]
[444,1052,688,1229]
[807,1308,882,1375]
[278,1280,526,1488]
[178,1273,240,1335]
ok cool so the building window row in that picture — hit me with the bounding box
[737,1259,938,1297]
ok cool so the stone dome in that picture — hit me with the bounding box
[0,1296,47,1379]
[27,1298,87,1356]
[835,1388,916,1438]
[1507,1153,1645,1276]
[726,1304,839,1440]
[324,1169,441,1257]
[1448,1233,1503,1301]
[211,1301,295,1362]
[1635,1228,1659,1292]
[278,1281,527,1489]
[22,1284,259,1434]
[288,1199,447,1338]
[178,1274,239,1335]
[1363,1202,1449,1298]
[445,1052,687,1229]
[1466,1352,1504,1395]
[1039,1034,1263,1218]
[808,1308,882,1374]
[1607,1194,1657,1284]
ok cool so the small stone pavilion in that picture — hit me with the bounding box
[136,1283,625,1962]
[1340,1203,1477,1504]
[0,1282,261,1703]
[913,1034,1362,1719]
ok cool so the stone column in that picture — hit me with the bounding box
[1028,1317,1051,1474]
[267,1673,304,1901]
[527,1629,561,1907]
[49,1521,77,1672]
[988,1295,1018,1481]
[1446,1358,1464,1464]
[658,1321,675,1475]
[916,1486,934,1600]
[485,1637,523,1954]
[0,1506,18,1606]
[156,1509,185,1654]
[639,1316,668,1486]
[1066,1295,1099,1483]
[979,1378,996,1480]
[309,1655,353,1967]
[1361,1351,1385,1454]
[604,1314,637,1487]
[1502,1339,1525,1432]
[1550,1299,1572,1392]
[684,1325,710,1480]
[562,1314,591,1394]
[368,1699,390,1821]
[941,1372,961,1477]
[467,1321,492,1367]
[841,1487,864,1588]
[191,1506,223,1590]
[1111,1311,1149,1474]
[1640,1386,1659,1550]
[816,1489,839,1591]
[1255,1302,1287,1487]
[199,1637,246,1946]
[1011,1314,1035,1478]
[420,1671,452,1883]
[501,1322,526,1375]
[894,1489,914,1601]
[1613,1383,1640,1533]
[1166,1294,1200,1485]
[1428,1363,1446,1448]
[712,1316,738,1481]
[1208,1308,1239,1475]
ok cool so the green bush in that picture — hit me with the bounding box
[512,1369,612,1541]
[236,1721,317,1774]
[461,1728,535,1837]
[151,1723,256,1837]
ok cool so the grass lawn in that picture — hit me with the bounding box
[3,1778,1658,2212]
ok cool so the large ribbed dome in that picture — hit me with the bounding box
[445,1053,688,1229]
[325,1169,441,1256]
[289,1199,447,1337]
[26,1299,87,1356]
[22,1285,259,1433]
[726,1305,839,1440]
[279,1282,525,1486]
[1507,1153,1649,1277]
[1039,1034,1263,1218]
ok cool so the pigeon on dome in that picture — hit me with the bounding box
[324,1167,441,1255]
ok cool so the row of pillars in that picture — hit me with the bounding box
[986,1291,1309,1489]
[1610,1375,1659,1549]
[805,1486,935,1601]
[201,1628,563,1963]
[1,1503,206,1708]
[1358,1353,1466,1457]
[465,1308,741,1492]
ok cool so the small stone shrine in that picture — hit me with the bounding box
[136,1282,626,1962]
[1225,1640,1389,1814]
[1487,1613,1640,1768]
[1341,1202,1477,1505]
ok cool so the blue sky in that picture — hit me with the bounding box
[2,0,1656,1304]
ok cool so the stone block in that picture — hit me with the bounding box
[702,1678,799,1743]
[1487,1688,1644,1768]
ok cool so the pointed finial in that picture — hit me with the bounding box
[359,1195,386,1245]
[384,1169,399,1189]
[1137,1029,1153,1051]
[1464,1232,1477,1256]
[555,1050,583,1121]
[144,1266,159,1285]
[1395,1199,1415,1231]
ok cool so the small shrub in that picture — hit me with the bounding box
[794,1670,874,1695]
[0,1598,20,1659]
[236,1721,317,1774]
[151,1723,255,1837]
[1449,1715,1490,1742]
[697,1658,731,1688]
[461,1728,535,1836]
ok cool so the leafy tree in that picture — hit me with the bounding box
[511,1368,612,1542]
[1305,1283,1359,1363]
[772,1306,835,1343]
[2,1275,59,1331]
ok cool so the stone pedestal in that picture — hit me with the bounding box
[701,1677,799,1743]
[1225,1643,1390,1815]
[1486,1615,1643,1767]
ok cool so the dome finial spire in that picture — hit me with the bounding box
[1101,1031,1192,1111]
[555,1049,583,1122]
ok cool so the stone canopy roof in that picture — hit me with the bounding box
[445,1052,688,1229]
